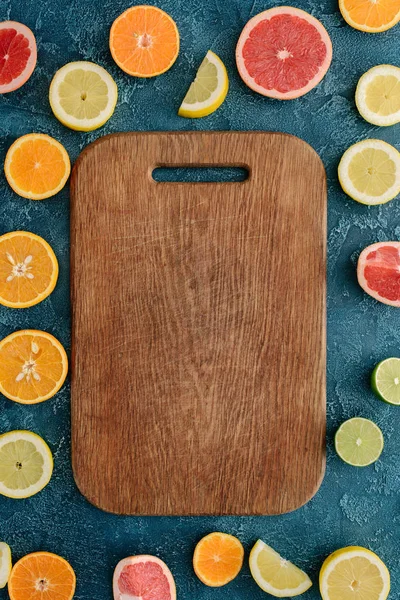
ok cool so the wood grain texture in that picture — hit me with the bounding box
[70,131,326,516]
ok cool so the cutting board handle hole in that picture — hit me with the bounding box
[152,166,249,183]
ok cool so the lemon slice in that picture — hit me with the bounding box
[0,431,53,499]
[338,139,400,205]
[335,418,384,467]
[49,61,118,131]
[178,50,229,118]
[0,542,11,589]
[249,540,312,597]
[356,65,400,127]
[320,546,390,600]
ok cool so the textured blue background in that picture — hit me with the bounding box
[0,0,399,598]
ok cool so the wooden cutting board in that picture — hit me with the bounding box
[71,131,326,516]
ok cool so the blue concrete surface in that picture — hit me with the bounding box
[0,0,399,598]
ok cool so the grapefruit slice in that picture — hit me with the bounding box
[113,555,176,600]
[357,242,400,307]
[0,21,37,93]
[236,7,332,100]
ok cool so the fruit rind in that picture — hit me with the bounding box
[319,546,390,600]
[0,21,37,93]
[0,430,53,499]
[236,6,332,100]
[0,542,12,588]
[371,358,400,405]
[355,65,400,127]
[249,539,312,597]
[339,0,400,33]
[357,242,400,307]
[334,417,384,467]
[113,555,176,600]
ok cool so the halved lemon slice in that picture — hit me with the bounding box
[0,542,12,588]
[178,50,228,118]
[320,546,390,600]
[338,139,400,205]
[249,540,312,597]
[0,430,53,499]
[356,65,400,127]
[49,61,118,131]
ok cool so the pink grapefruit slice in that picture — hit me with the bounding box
[113,555,176,600]
[236,6,332,100]
[0,21,37,93]
[357,242,400,307]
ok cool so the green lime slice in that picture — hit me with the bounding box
[335,417,384,467]
[372,358,400,405]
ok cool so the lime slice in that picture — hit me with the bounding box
[49,61,118,131]
[0,542,11,589]
[335,418,384,467]
[249,540,312,597]
[0,430,53,499]
[178,50,229,118]
[320,546,390,600]
[356,65,400,127]
[338,139,400,205]
[372,358,400,405]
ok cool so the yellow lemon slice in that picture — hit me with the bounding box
[356,65,400,127]
[320,546,390,600]
[49,61,118,131]
[178,50,228,118]
[0,542,12,588]
[249,540,312,597]
[338,139,400,205]
[0,430,53,499]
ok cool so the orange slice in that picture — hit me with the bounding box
[110,5,179,77]
[0,330,68,404]
[4,133,70,200]
[193,532,244,587]
[0,231,58,308]
[8,552,76,600]
[339,0,400,33]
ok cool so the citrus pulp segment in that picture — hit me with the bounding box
[8,551,76,600]
[356,65,400,127]
[0,231,58,308]
[179,50,228,118]
[372,358,400,405]
[110,5,179,78]
[339,0,400,33]
[0,430,53,499]
[0,542,11,588]
[0,21,37,93]
[113,555,176,600]
[4,133,71,200]
[193,532,244,587]
[357,242,400,306]
[335,418,384,467]
[249,540,312,597]
[320,546,390,600]
[338,140,400,205]
[236,7,332,99]
[0,329,68,404]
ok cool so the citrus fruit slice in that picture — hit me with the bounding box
[0,330,68,404]
[236,7,332,100]
[0,542,11,588]
[0,231,58,308]
[372,358,400,405]
[338,140,400,205]
[335,418,384,467]
[356,65,400,127]
[357,242,400,306]
[193,532,244,587]
[178,51,228,118]
[49,61,118,131]
[8,551,76,600]
[249,540,312,597]
[113,555,176,600]
[339,0,400,33]
[0,21,37,93]
[0,430,53,499]
[320,546,390,600]
[110,6,179,78]
[5,133,70,200]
